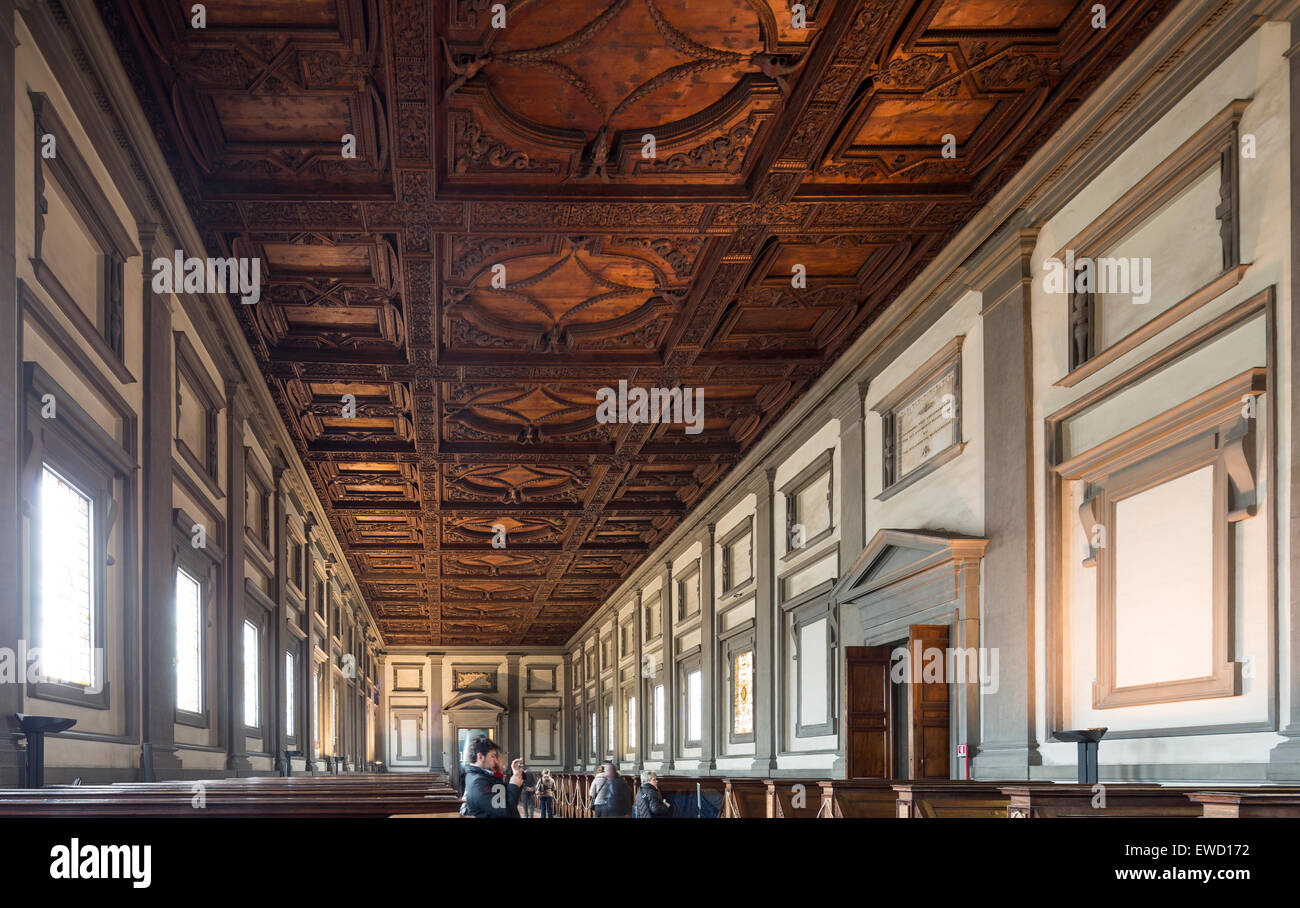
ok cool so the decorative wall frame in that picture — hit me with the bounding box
[1043,286,1276,738]
[391,662,425,692]
[642,591,662,642]
[781,447,835,559]
[174,330,224,499]
[526,664,557,692]
[720,516,755,596]
[676,559,701,619]
[29,92,137,384]
[1056,99,1250,385]
[243,449,273,558]
[873,336,964,500]
[1055,368,1261,709]
[452,665,499,692]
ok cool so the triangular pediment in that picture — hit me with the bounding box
[831,529,988,605]
[443,691,507,714]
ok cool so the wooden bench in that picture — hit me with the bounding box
[815,779,898,817]
[766,778,825,818]
[1000,784,1203,818]
[645,775,725,817]
[893,781,1012,818]
[0,776,462,817]
[1189,790,1300,818]
[721,777,769,818]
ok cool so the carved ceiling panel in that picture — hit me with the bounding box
[103,0,1175,645]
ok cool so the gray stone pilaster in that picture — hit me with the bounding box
[562,651,573,770]
[830,379,868,562]
[971,225,1038,780]
[225,381,251,774]
[700,523,717,770]
[754,468,778,772]
[139,226,183,780]
[428,653,445,770]
[0,0,24,785]
[634,590,645,770]
[662,559,676,770]
[1269,10,1300,781]
[506,652,522,764]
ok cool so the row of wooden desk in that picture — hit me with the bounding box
[0,771,463,817]
[2,772,1292,818]
[551,774,1300,818]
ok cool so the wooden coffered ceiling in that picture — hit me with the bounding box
[101,0,1174,646]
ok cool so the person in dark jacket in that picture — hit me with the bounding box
[520,767,537,818]
[460,735,523,818]
[634,771,672,818]
[593,763,633,818]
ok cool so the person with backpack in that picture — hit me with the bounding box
[634,771,673,818]
[536,769,558,818]
[590,762,632,817]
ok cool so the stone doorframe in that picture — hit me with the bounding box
[831,529,988,778]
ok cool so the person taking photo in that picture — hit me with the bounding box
[459,735,523,818]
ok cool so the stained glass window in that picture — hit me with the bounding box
[175,567,202,713]
[39,465,95,687]
[242,620,259,726]
[733,651,754,736]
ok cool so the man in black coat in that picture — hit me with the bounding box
[460,735,523,818]
[634,771,673,818]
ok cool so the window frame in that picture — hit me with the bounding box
[241,618,261,730]
[29,459,107,706]
[172,508,222,728]
[652,682,666,748]
[789,591,837,738]
[285,648,298,741]
[22,365,133,710]
[721,625,756,745]
[625,690,637,753]
[679,653,703,748]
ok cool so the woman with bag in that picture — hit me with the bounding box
[537,769,558,818]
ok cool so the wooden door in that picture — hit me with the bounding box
[907,624,951,780]
[845,645,894,779]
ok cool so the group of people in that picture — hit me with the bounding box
[458,735,673,819]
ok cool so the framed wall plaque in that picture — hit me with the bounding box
[452,665,499,692]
